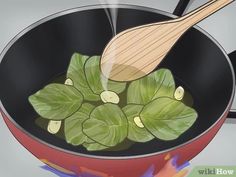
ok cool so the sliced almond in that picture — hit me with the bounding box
[47,120,62,134]
[174,86,185,101]
[133,116,145,128]
[100,90,120,104]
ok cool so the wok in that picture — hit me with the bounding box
[0,2,235,177]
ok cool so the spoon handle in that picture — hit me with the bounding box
[179,0,234,28]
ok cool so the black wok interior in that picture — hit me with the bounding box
[0,6,233,157]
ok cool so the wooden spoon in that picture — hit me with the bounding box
[100,0,234,81]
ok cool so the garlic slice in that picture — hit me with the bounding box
[174,86,185,101]
[100,90,120,104]
[65,78,73,86]
[133,116,145,128]
[47,120,62,134]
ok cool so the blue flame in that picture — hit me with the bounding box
[41,165,100,177]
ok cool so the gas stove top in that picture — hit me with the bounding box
[0,0,235,177]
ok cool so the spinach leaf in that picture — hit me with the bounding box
[122,105,154,142]
[29,84,83,120]
[83,139,134,151]
[83,142,109,151]
[140,97,197,140]
[82,137,108,151]
[82,103,128,147]
[127,69,175,105]
[67,53,100,101]
[64,103,95,146]
[85,56,126,94]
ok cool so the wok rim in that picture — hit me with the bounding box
[0,4,235,160]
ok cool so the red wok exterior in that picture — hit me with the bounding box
[1,107,229,177]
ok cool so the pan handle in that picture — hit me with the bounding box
[174,1,236,119]
[228,50,236,118]
[228,50,236,76]
[173,0,193,16]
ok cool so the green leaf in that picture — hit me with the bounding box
[83,139,134,152]
[84,138,95,144]
[122,105,154,142]
[85,56,126,94]
[82,103,128,147]
[140,97,198,140]
[67,53,100,101]
[105,139,135,151]
[83,142,109,151]
[127,69,175,105]
[64,103,95,146]
[29,84,83,120]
